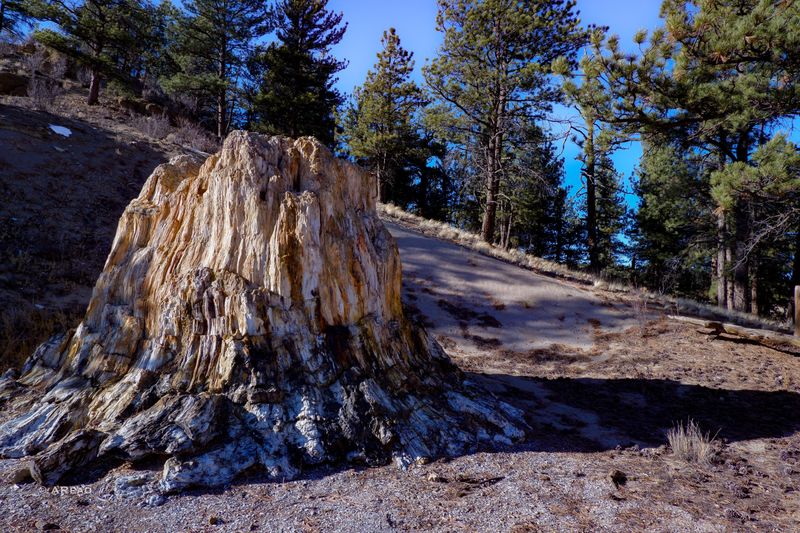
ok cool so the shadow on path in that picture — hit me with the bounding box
[470,371,800,452]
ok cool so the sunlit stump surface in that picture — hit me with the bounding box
[0,132,525,492]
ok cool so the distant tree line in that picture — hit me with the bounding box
[3,0,800,321]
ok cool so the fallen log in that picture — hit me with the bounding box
[668,315,800,352]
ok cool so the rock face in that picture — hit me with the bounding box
[0,132,524,492]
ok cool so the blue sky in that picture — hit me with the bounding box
[326,0,667,209]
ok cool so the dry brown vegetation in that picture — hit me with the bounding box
[667,419,717,466]
[0,94,186,371]
[129,113,171,140]
[0,304,81,371]
[171,117,220,153]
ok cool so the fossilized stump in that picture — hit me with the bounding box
[0,133,524,492]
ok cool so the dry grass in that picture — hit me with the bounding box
[667,419,717,465]
[0,303,82,372]
[379,203,791,334]
[130,113,171,140]
[172,117,219,153]
[27,77,63,111]
[631,288,650,336]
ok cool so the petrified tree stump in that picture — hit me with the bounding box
[0,133,524,492]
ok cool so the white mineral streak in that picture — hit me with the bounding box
[0,133,525,492]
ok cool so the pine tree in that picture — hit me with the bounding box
[424,0,588,243]
[631,140,714,296]
[247,0,346,146]
[339,28,427,204]
[593,153,627,272]
[711,135,800,313]
[497,122,576,258]
[555,29,627,272]
[31,0,153,105]
[594,0,800,312]
[162,0,270,138]
[128,1,179,96]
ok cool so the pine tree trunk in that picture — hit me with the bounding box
[481,136,500,243]
[732,132,751,313]
[733,203,750,312]
[749,258,758,315]
[725,244,735,310]
[504,212,512,251]
[87,70,101,106]
[377,154,387,203]
[790,226,800,321]
[716,212,727,308]
[216,46,227,140]
[418,170,429,217]
[481,87,506,243]
[585,121,599,272]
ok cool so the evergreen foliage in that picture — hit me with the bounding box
[161,0,270,138]
[338,28,427,205]
[246,0,346,146]
[424,0,588,242]
[30,0,154,104]
[0,0,34,38]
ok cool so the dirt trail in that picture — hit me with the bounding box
[387,221,639,356]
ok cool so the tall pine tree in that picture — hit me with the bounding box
[555,28,628,273]
[631,140,714,296]
[495,121,577,258]
[162,0,270,138]
[247,0,346,146]
[32,0,152,105]
[595,0,800,312]
[424,0,588,243]
[339,28,427,204]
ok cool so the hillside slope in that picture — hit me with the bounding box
[0,99,186,369]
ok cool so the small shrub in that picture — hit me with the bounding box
[49,55,67,80]
[77,66,92,87]
[141,78,166,104]
[28,77,62,111]
[22,46,46,75]
[131,113,171,140]
[173,117,219,153]
[0,304,82,372]
[667,419,717,465]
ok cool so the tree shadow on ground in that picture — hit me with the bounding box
[468,371,800,453]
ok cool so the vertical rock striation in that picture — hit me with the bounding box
[0,133,525,492]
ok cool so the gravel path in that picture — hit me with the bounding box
[387,221,638,354]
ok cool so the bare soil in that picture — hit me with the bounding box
[0,94,181,369]
[1,99,800,531]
